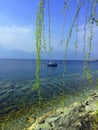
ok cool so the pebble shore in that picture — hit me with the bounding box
[25,91,98,130]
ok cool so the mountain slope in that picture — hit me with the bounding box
[0,45,34,59]
[0,44,84,60]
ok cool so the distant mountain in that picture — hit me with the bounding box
[0,44,34,59]
[0,44,84,60]
[41,50,84,60]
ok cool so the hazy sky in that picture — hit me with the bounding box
[0,0,98,56]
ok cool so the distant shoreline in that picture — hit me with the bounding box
[0,58,85,61]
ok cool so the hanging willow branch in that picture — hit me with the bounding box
[83,0,89,59]
[65,1,84,52]
[87,0,97,57]
[33,0,98,107]
[42,12,46,52]
[83,0,91,81]
[47,0,52,51]
[61,0,84,108]
[87,0,93,60]
[60,0,71,45]
[74,0,80,53]
[33,0,45,92]
[60,0,71,108]
[84,0,98,82]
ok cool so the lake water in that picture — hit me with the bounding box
[0,59,98,120]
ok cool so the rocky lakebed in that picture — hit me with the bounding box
[24,91,98,130]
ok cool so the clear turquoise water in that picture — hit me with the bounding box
[0,59,98,117]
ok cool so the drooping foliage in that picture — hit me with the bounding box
[34,0,98,105]
[32,0,45,105]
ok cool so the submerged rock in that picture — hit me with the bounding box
[25,115,36,124]
[25,91,98,130]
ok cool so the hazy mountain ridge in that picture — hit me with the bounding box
[0,44,34,59]
[0,44,84,60]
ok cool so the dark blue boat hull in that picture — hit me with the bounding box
[47,63,57,67]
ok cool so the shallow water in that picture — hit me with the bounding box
[0,59,98,121]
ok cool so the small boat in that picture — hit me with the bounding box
[47,62,57,67]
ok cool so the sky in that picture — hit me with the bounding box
[0,0,98,59]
